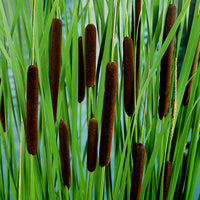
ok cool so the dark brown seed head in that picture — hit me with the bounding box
[130,143,146,200]
[157,161,172,200]
[99,62,118,167]
[78,36,85,103]
[182,37,200,105]
[159,4,177,120]
[87,118,98,172]
[85,24,96,87]
[59,119,71,189]
[163,161,172,200]
[0,78,5,132]
[49,18,62,122]
[26,65,38,155]
[123,37,135,116]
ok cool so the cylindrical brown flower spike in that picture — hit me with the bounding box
[78,36,85,103]
[130,143,146,200]
[159,4,177,120]
[182,37,200,105]
[85,24,96,87]
[49,18,62,122]
[59,119,71,189]
[163,161,172,200]
[26,65,38,155]
[131,0,141,101]
[87,118,98,172]
[99,62,118,167]
[0,79,5,132]
[123,37,135,116]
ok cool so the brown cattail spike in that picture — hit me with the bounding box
[0,79,5,132]
[78,36,86,103]
[159,4,177,120]
[59,119,71,189]
[182,37,200,105]
[87,118,98,172]
[99,62,118,167]
[132,0,141,102]
[163,161,172,200]
[49,18,62,122]
[26,65,38,155]
[123,37,135,116]
[130,143,146,200]
[85,24,96,87]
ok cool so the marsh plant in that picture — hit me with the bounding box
[0,0,200,199]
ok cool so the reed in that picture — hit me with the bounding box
[87,118,98,172]
[182,37,200,105]
[123,36,135,116]
[131,0,141,101]
[59,119,71,189]
[99,61,118,167]
[78,36,85,103]
[49,18,62,122]
[130,143,146,200]
[0,78,5,132]
[26,65,38,155]
[159,4,177,120]
[85,24,96,87]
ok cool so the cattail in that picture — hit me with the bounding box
[87,118,98,172]
[0,79,5,132]
[85,24,96,87]
[49,18,62,122]
[99,62,118,167]
[131,0,141,101]
[130,143,146,200]
[182,37,200,105]
[59,119,71,189]
[26,65,38,155]
[157,161,172,200]
[123,37,135,116]
[78,36,85,103]
[159,4,177,120]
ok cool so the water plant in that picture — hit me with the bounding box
[0,0,200,199]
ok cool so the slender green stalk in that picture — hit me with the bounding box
[32,0,36,65]
[88,172,94,200]
[18,121,22,200]
[30,156,35,200]
[89,0,92,24]
[125,0,128,36]
[65,186,69,200]
[99,167,105,200]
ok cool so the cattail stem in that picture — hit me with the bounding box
[65,186,69,200]
[32,0,36,65]
[30,156,35,200]
[99,167,105,200]
[89,0,92,24]
[111,0,118,62]
[18,120,22,200]
[88,172,94,200]
[125,0,128,36]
